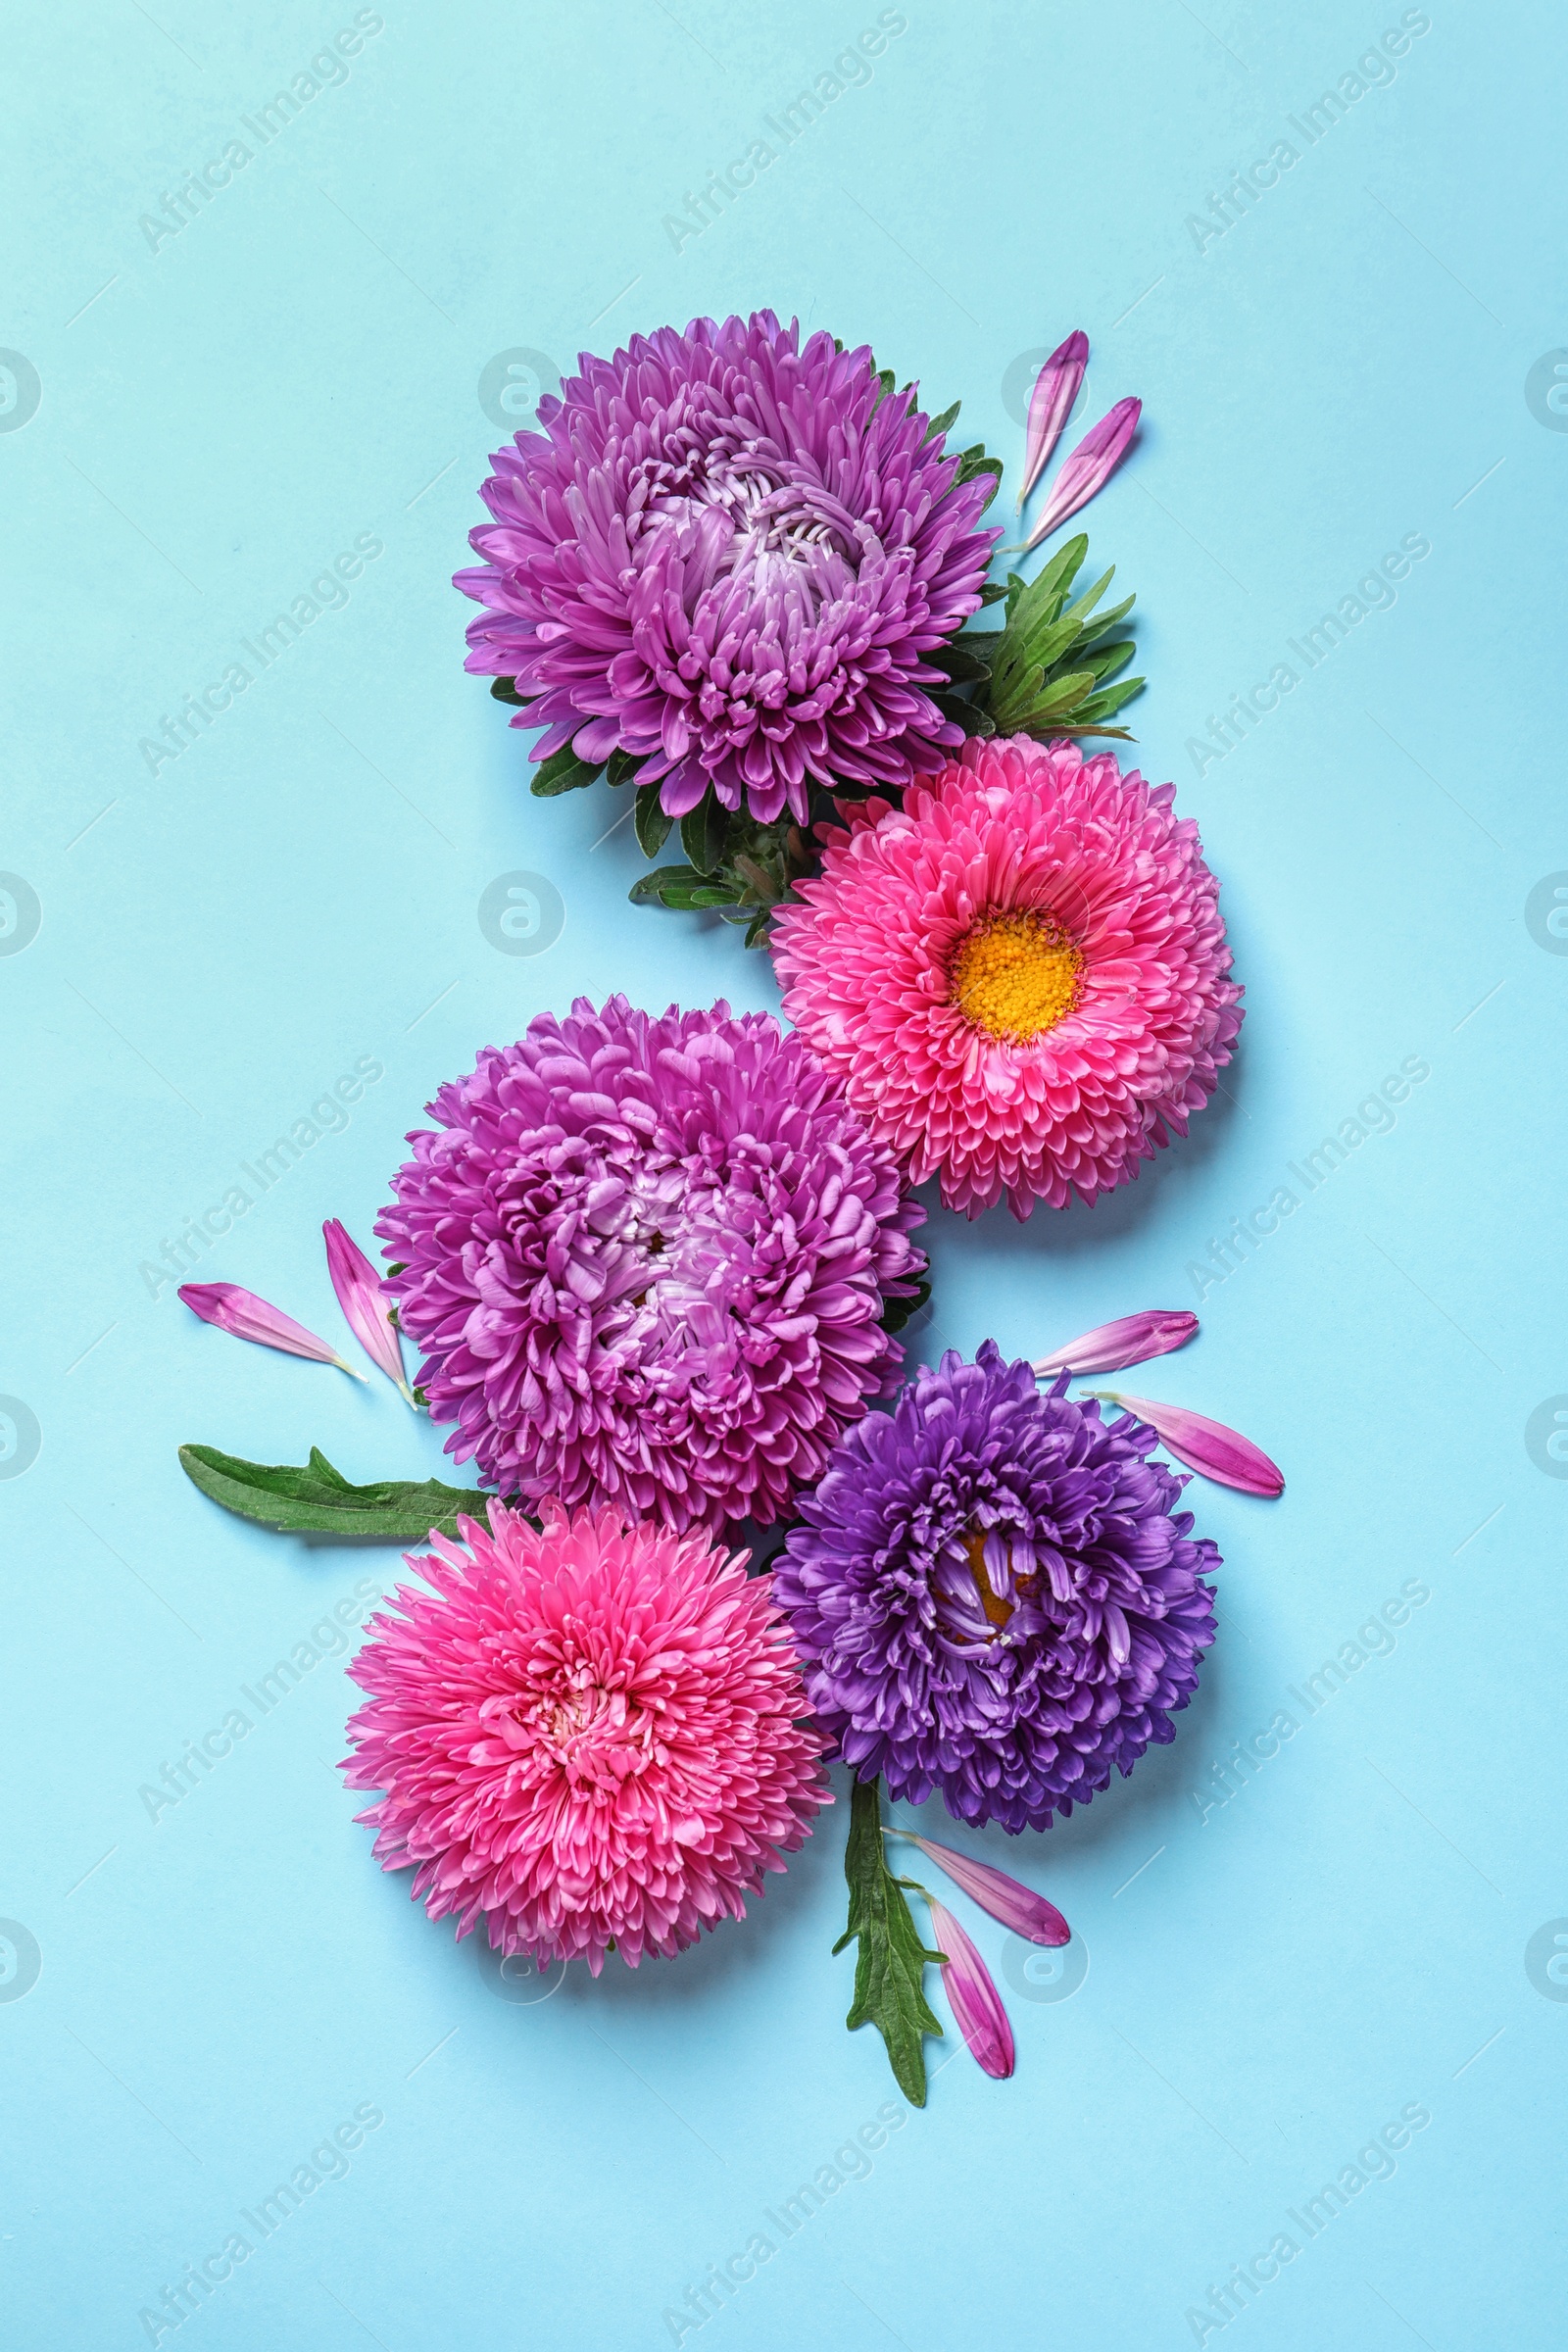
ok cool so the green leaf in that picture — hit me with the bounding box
[1073,676,1146,723]
[930,637,997,685]
[978,581,1008,607]
[634,782,673,859]
[606,749,640,789]
[530,743,604,797]
[680,790,727,876]
[743,907,774,950]
[833,1776,943,2105]
[953,443,1003,488]
[489,676,532,708]
[1080,638,1136,685]
[179,1445,493,1541]
[922,399,960,443]
[880,1271,932,1335]
[628,862,705,907]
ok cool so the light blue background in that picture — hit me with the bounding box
[4,4,1565,2346]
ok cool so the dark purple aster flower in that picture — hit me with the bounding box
[376,996,925,1536]
[773,1342,1218,1832]
[455,312,1001,824]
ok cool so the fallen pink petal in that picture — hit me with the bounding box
[1033,1309,1199,1379]
[902,1833,1069,1946]
[177,1282,366,1381]
[1018,329,1089,507]
[1024,394,1142,550]
[926,1896,1014,2078]
[323,1219,416,1403]
[1098,1391,1284,1496]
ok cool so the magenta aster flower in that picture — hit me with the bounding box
[770,734,1244,1217]
[376,996,925,1534]
[455,311,1000,823]
[343,1504,829,1973]
[772,1343,1219,1833]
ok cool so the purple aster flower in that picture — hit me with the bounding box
[455,312,1001,824]
[376,996,925,1535]
[773,1343,1218,1832]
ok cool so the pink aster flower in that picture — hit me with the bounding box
[342,1503,828,1974]
[770,735,1244,1218]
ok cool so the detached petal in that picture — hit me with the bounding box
[1023,396,1142,549]
[178,1283,365,1381]
[1034,1310,1199,1379]
[1101,1392,1284,1496]
[323,1220,415,1403]
[1018,330,1089,508]
[926,1898,1014,2079]
[906,1835,1068,1946]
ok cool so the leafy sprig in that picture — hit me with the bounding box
[179,1445,495,1541]
[834,1774,944,2105]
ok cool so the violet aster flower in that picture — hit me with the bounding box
[773,1343,1219,1832]
[376,996,925,1535]
[456,312,1000,824]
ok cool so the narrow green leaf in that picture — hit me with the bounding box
[1080,639,1136,685]
[1073,676,1146,723]
[489,676,532,708]
[978,581,1008,607]
[634,782,673,859]
[680,790,727,876]
[930,638,997,685]
[629,863,704,907]
[530,743,604,797]
[833,1776,943,2105]
[179,1445,493,1541]
[922,399,961,443]
[606,749,640,789]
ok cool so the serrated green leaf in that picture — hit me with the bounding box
[179,1445,493,1541]
[634,782,673,859]
[834,1776,943,2105]
[530,743,604,797]
[680,790,727,876]
[922,399,960,442]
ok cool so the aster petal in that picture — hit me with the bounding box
[322,1220,416,1403]
[1098,1393,1284,1496]
[1033,1310,1199,1378]
[178,1282,365,1382]
[925,1897,1014,2078]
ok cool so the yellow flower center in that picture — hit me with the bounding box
[950,910,1084,1042]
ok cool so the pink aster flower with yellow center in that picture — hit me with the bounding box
[343,1503,829,1974]
[770,734,1244,1217]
